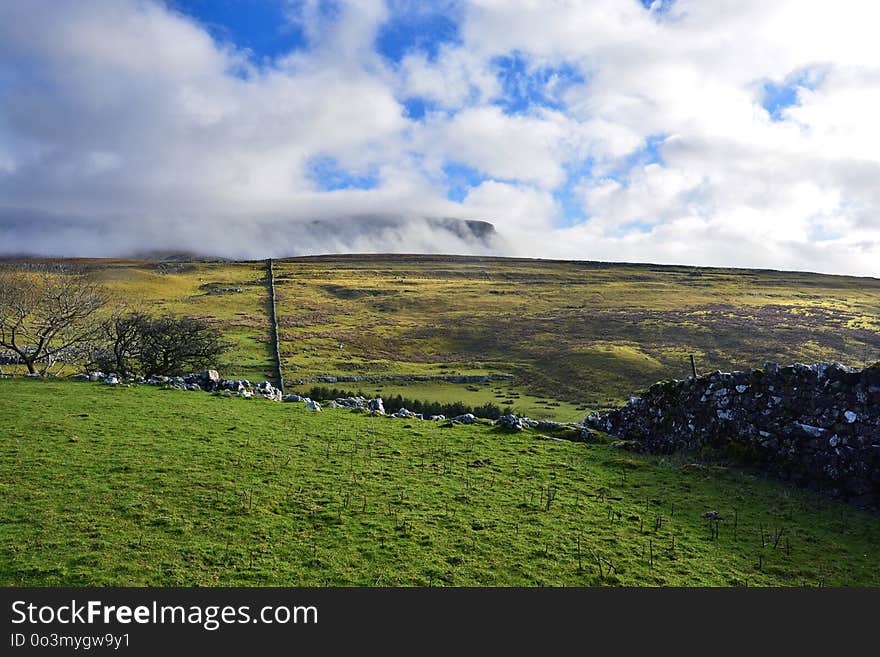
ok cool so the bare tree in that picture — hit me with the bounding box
[0,267,109,375]
[90,307,147,377]
[134,314,230,377]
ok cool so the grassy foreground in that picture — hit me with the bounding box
[2,378,878,586]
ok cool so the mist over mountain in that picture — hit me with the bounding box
[0,208,501,259]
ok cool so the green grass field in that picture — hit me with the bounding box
[13,254,879,421]
[272,255,880,412]
[2,378,878,586]
[81,257,275,384]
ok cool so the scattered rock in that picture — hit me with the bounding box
[578,427,598,442]
[793,422,826,438]
[334,396,369,409]
[391,407,422,419]
[495,414,524,431]
[201,369,220,384]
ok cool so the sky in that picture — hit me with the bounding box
[1,0,879,276]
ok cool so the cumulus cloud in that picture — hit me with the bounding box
[0,0,879,275]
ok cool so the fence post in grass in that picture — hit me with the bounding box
[773,527,784,549]
[690,354,698,378]
[545,486,557,512]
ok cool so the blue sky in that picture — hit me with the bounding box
[492,52,585,115]
[307,155,379,191]
[760,68,825,121]
[170,0,463,64]
[160,1,689,229]
[2,0,878,275]
[375,3,461,63]
[167,0,598,222]
[168,0,311,60]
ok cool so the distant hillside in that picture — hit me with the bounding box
[128,250,230,262]
[3,254,877,418]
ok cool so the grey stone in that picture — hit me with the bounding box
[794,422,826,438]
[496,415,524,431]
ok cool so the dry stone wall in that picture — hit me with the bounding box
[585,362,880,508]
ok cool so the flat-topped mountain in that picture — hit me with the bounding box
[0,208,499,259]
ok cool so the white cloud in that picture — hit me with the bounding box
[1,0,879,275]
[398,47,496,110]
[423,106,571,188]
[460,180,559,229]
